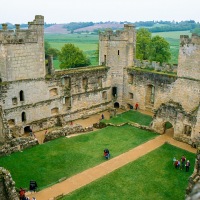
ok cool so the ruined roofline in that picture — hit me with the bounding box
[55,65,108,76]
[0,15,44,44]
[99,23,135,40]
[180,33,200,45]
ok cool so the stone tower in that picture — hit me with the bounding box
[99,24,136,107]
[178,34,200,80]
[0,15,45,82]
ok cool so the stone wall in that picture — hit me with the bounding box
[43,124,93,143]
[186,147,200,199]
[178,34,200,80]
[134,59,177,73]
[0,136,38,157]
[0,65,111,138]
[0,15,45,82]
[0,167,19,200]
[0,16,199,148]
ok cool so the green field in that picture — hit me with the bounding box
[45,30,191,69]
[0,125,157,190]
[61,143,195,200]
[45,33,99,68]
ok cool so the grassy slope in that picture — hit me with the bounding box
[61,143,195,200]
[0,125,157,190]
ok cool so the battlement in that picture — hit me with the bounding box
[180,33,200,46]
[134,59,177,73]
[99,24,135,41]
[0,15,44,44]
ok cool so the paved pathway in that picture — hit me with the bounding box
[27,130,196,200]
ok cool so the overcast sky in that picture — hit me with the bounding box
[1,0,199,24]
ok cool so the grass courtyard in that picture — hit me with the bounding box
[0,124,158,190]
[0,110,195,199]
[102,110,152,126]
[61,143,195,200]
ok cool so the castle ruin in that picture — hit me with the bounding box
[0,15,199,150]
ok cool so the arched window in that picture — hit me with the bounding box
[22,112,26,122]
[20,90,25,101]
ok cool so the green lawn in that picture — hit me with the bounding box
[61,143,195,200]
[0,125,157,190]
[103,110,152,126]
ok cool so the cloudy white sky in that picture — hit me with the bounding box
[1,0,199,24]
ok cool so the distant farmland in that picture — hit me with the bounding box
[45,30,191,69]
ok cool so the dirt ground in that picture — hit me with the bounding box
[34,109,127,143]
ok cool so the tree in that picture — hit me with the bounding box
[45,41,60,59]
[94,43,99,62]
[47,48,60,59]
[45,41,51,59]
[136,28,171,64]
[58,44,90,69]
[149,35,171,64]
[136,28,151,60]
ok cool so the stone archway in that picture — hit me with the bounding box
[151,101,197,144]
[114,102,119,108]
[163,121,174,137]
[24,126,31,134]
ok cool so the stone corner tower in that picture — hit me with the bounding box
[177,34,200,80]
[99,24,136,107]
[0,15,45,82]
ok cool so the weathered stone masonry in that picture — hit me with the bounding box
[0,15,199,151]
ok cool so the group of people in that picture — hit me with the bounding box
[173,155,190,172]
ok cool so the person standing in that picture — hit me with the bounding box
[173,157,176,165]
[186,160,190,172]
[135,102,139,110]
[19,188,26,200]
[181,155,186,170]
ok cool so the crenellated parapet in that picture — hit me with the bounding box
[134,59,177,73]
[99,24,135,42]
[180,34,200,46]
[0,15,44,44]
